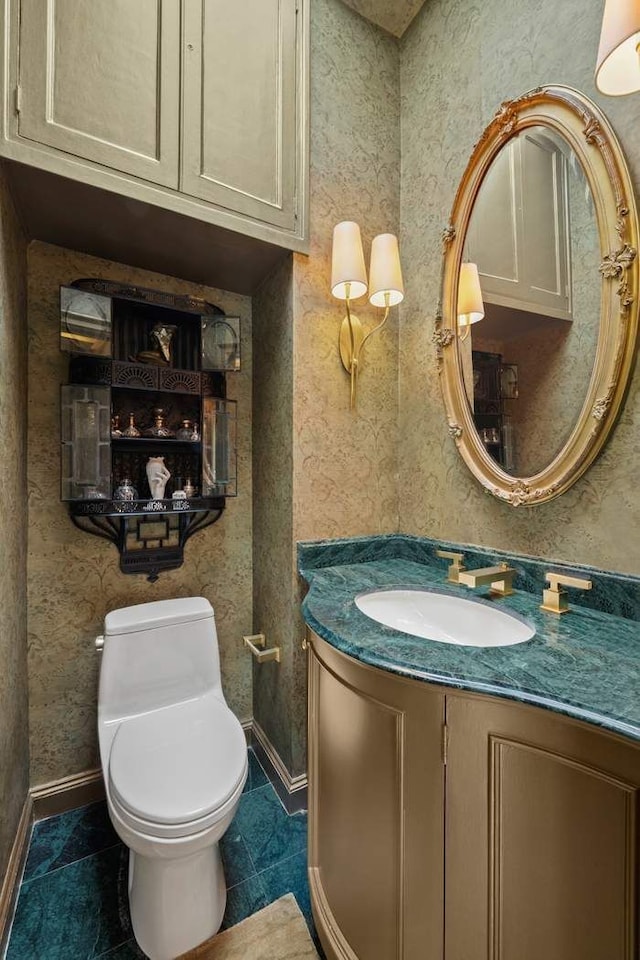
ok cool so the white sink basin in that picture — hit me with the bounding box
[355,588,535,647]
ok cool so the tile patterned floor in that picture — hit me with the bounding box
[5,751,314,960]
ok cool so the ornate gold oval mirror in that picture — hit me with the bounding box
[437,85,638,505]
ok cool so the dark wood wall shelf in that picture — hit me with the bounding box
[61,279,239,580]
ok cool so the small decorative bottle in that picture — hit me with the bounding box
[111,414,123,438]
[176,419,195,441]
[122,413,141,438]
[183,478,196,498]
[145,407,175,438]
[114,478,138,501]
[191,422,201,442]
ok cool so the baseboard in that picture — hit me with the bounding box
[0,796,32,958]
[249,720,308,814]
[30,768,104,821]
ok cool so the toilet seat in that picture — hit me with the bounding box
[108,694,247,839]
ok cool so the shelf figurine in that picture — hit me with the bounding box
[146,457,171,500]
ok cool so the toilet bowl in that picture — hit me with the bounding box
[97,597,248,960]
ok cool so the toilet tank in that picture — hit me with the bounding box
[99,597,224,723]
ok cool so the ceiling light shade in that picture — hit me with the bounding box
[331,221,368,300]
[369,233,404,307]
[595,0,640,95]
[458,262,484,327]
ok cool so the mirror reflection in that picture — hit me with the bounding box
[460,125,600,477]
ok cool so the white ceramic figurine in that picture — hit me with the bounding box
[146,456,170,500]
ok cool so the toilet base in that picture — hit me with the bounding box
[128,842,226,960]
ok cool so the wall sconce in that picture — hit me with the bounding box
[596,0,640,95]
[457,262,484,341]
[331,221,404,409]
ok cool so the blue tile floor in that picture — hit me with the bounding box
[6,750,316,960]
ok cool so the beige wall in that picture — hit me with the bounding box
[0,166,29,880]
[252,256,297,770]
[399,0,640,575]
[27,242,253,786]
[292,0,400,542]
[252,0,400,775]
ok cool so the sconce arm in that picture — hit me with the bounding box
[356,303,390,361]
[345,293,358,410]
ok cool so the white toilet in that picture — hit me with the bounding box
[97,597,248,960]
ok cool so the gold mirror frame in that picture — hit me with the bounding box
[437,85,639,506]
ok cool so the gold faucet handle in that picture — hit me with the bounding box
[541,572,593,614]
[436,550,466,583]
[458,563,516,596]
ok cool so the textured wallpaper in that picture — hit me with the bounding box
[251,0,400,775]
[338,0,426,38]
[291,0,400,774]
[399,0,640,575]
[252,256,298,771]
[0,168,29,882]
[27,243,253,787]
[292,0,400,544]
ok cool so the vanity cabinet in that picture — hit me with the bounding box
[465,129,572,321]
[4,0,309,251]
[307,631,640,960]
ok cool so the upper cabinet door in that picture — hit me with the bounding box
[181,0,299,230]
[466,131,572,321]
[18,0,181,187]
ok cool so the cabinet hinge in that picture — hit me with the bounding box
[14,85,22,115]
[293,192,299,221]
[442,723,449,765]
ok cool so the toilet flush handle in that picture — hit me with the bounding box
[95,635,104,651]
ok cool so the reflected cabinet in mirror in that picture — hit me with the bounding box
[438,86,639,505]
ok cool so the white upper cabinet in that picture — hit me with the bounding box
[181,0,299,230]
[18,0,181,187]
[466,130,572,321]
[4,0,309,252]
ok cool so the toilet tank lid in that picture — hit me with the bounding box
[105,598,213,636]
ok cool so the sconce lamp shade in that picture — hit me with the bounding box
[331,221,368,300]
[458,262,484,327]
[369,233,404,307]
[596,0,640,95]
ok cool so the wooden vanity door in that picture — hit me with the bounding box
[445,694,640,960]
[307,632,445,960]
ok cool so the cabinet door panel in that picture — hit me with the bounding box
[466,142,520,295]
[445,695,640,960]
[181,0,297,229]
[467,131,572,320]
[18,0,180,187]
[520,131,571,315]
[308,634,444,960]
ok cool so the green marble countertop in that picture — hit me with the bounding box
[300,557,640,741]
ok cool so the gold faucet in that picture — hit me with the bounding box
[435,549,466,583]
[540,572,592,614]
[458,562,516,597]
